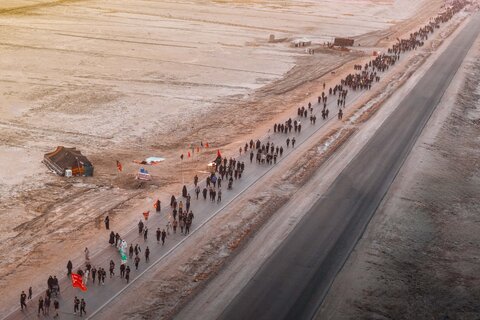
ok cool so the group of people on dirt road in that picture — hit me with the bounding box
[20,284,60,318]
[18,1,470,317]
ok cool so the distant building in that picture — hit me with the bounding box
[43,146,94,176]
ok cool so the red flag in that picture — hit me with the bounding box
[187,151,191,158]
[71,273,87,292]
[116,160,122,172]
[143,211,150,220]
[217,149,221,158]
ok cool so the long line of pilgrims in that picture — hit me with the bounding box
[23,1,470,316]
[272,0,468,129]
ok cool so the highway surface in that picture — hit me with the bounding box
[218,13,480,320]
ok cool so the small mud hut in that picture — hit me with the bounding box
[43,146,94,177]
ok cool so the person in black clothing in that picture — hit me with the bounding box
[145,247,150,262]
[38,296,44,316]
[80,299,86,316]
[161,229,167,245]
[28,287,32,300]
[104,215,110,230]
[120,264,126,278]
[91,267,97,283]
[109,260,115,278]
[125,266,131,283]
[109,231,115,246]
[53,300,60,319]
[134,255,140,270]
[182,185,188,198]
[20,291,27,310]
[67,260,73,276]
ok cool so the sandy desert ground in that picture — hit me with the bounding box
[0,0,450,315]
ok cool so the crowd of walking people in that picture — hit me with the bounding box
[17,1,469,317]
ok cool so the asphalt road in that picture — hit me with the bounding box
[218,13,480,320]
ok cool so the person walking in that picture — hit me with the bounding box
[173,219,178,234]
[145,247,150,263]
[194,175,198,187]
[286,138,290,147]
[44,295,50,316]
[129,244,134,259]
[101,268,107,286]
[74,296,80,315]
[292,137,296,148]
[20,291,27,311]
[217,188,222,203]
[161,229,167,245]
[104,215,110,230]
[202,187,207,200]
[80,298,86,316]
[38,296,44,316]
[84,268,90,285]
[143,227,148,241]
[53,300,59,319]
[67,260,73,276]
[125,266,131,283]
[155,199,161,213]
[138,220,144,234]
[156,228,161,243]
[120,264,126,278]
[91,266,97,283]
[93,268,99,284]
[134,255,140,270]
[109,231,115,246]
[195,185,200,199]
[28,287,32,300]
[109,260,115,278]
[166,220,171,235]
[84,247,90,262]
[115,233,120,247]
[180,219,185,234]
